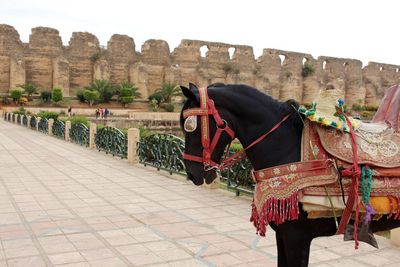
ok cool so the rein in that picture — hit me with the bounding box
[182,86,292,171]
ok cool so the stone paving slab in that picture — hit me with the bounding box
[0,121,399,267]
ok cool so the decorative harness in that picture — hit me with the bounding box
[182,87,292,171]
[182,87,235,170]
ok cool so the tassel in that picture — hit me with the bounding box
[250,192,300,236]
[364,203,376,224]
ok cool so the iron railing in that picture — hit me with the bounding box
[52,120,65,139]
[30,116,37,129]
[38,118,48,133]
[137,133,254,195]
[23,115,28,126]
[95,127,127,158]
[70,123,89,146]
[138,134,185,174]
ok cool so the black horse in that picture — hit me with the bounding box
[180,83,400,267]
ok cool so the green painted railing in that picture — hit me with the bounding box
[137,133,254,195]
[52,120,65,139]
[17,114,21,124]
[138,134,185,174]
[70,123,89,146]
[38,118,48,133]
[30,116,37,129]
[95,126,127,158]
[220,155,254,195]
[23,115,28,126]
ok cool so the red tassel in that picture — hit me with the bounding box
[250,192,300,236]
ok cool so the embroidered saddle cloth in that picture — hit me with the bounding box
[315,122,400,168]
[301,120,400,217]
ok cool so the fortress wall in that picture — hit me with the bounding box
[1,24,400,106]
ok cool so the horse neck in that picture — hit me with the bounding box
[231,105,303,171]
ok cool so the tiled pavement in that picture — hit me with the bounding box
[0,121,399,267]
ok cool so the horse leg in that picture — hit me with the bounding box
[281,228,312,267]
[275,231,288,267]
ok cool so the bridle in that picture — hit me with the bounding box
[182,87,235,171]
[182,86,293,172]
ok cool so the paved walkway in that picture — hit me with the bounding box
[0,121,399,267]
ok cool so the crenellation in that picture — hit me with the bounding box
[28,27,63,56]
[0,24,398,105]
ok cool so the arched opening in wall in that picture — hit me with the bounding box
[279,55,286,66]
[380,66,384,72]
[302,57,308,65]
[228,47,235,60]
[200,45,208,58]
[396,68,399,73]
[322,60,327,70]
[343,62,349,71]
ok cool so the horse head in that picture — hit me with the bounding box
[180,83,235,185]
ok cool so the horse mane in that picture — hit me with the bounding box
[207,83,303,128]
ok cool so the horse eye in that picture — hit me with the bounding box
[184,116,197,132]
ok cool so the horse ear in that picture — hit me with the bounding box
[181,83,199,102]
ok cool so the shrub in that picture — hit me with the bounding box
[83,89,100,106]
[40,91,52,102]
[13,107,26,115]
[302,63,315,78]
[149,98,159,112]
[21,83,37,100]
[37,111,59,120]
[352,103,365,111]
[2,96,9,104]
[76,90,86,103]
[10,87,24,103]
[89,80,115,103]
[148,91,164,105]
[51,87,63,103]
[19,97,28,106]
[164,103,175,112]
[121,96,133,106]
[117,82,141,106]
[223,63,233,73]
[364,105,378,111]
[63,116,89,127]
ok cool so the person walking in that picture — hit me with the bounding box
[67,106,72,117]
[104,107,109,119]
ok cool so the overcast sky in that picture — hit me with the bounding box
[1,0,399,67]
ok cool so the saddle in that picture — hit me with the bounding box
[302,120,400,195]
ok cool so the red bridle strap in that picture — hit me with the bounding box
[218,112,293,170]
[182,87,235,168]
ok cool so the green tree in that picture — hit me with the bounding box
[10,87,24,104]
[117,82,141,107]
[40,91,52,103]
[154,82,181,104]
[51,87,63,104]
[90,80,115,103]
[21,83,38,100]
[83,89,100,106]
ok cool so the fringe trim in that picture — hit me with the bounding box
[250,192,300,236]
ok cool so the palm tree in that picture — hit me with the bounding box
[117,82,142,107]
[90,80,115,103]
[155,82,181,104]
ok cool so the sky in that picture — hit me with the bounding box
[1,0,399,67]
